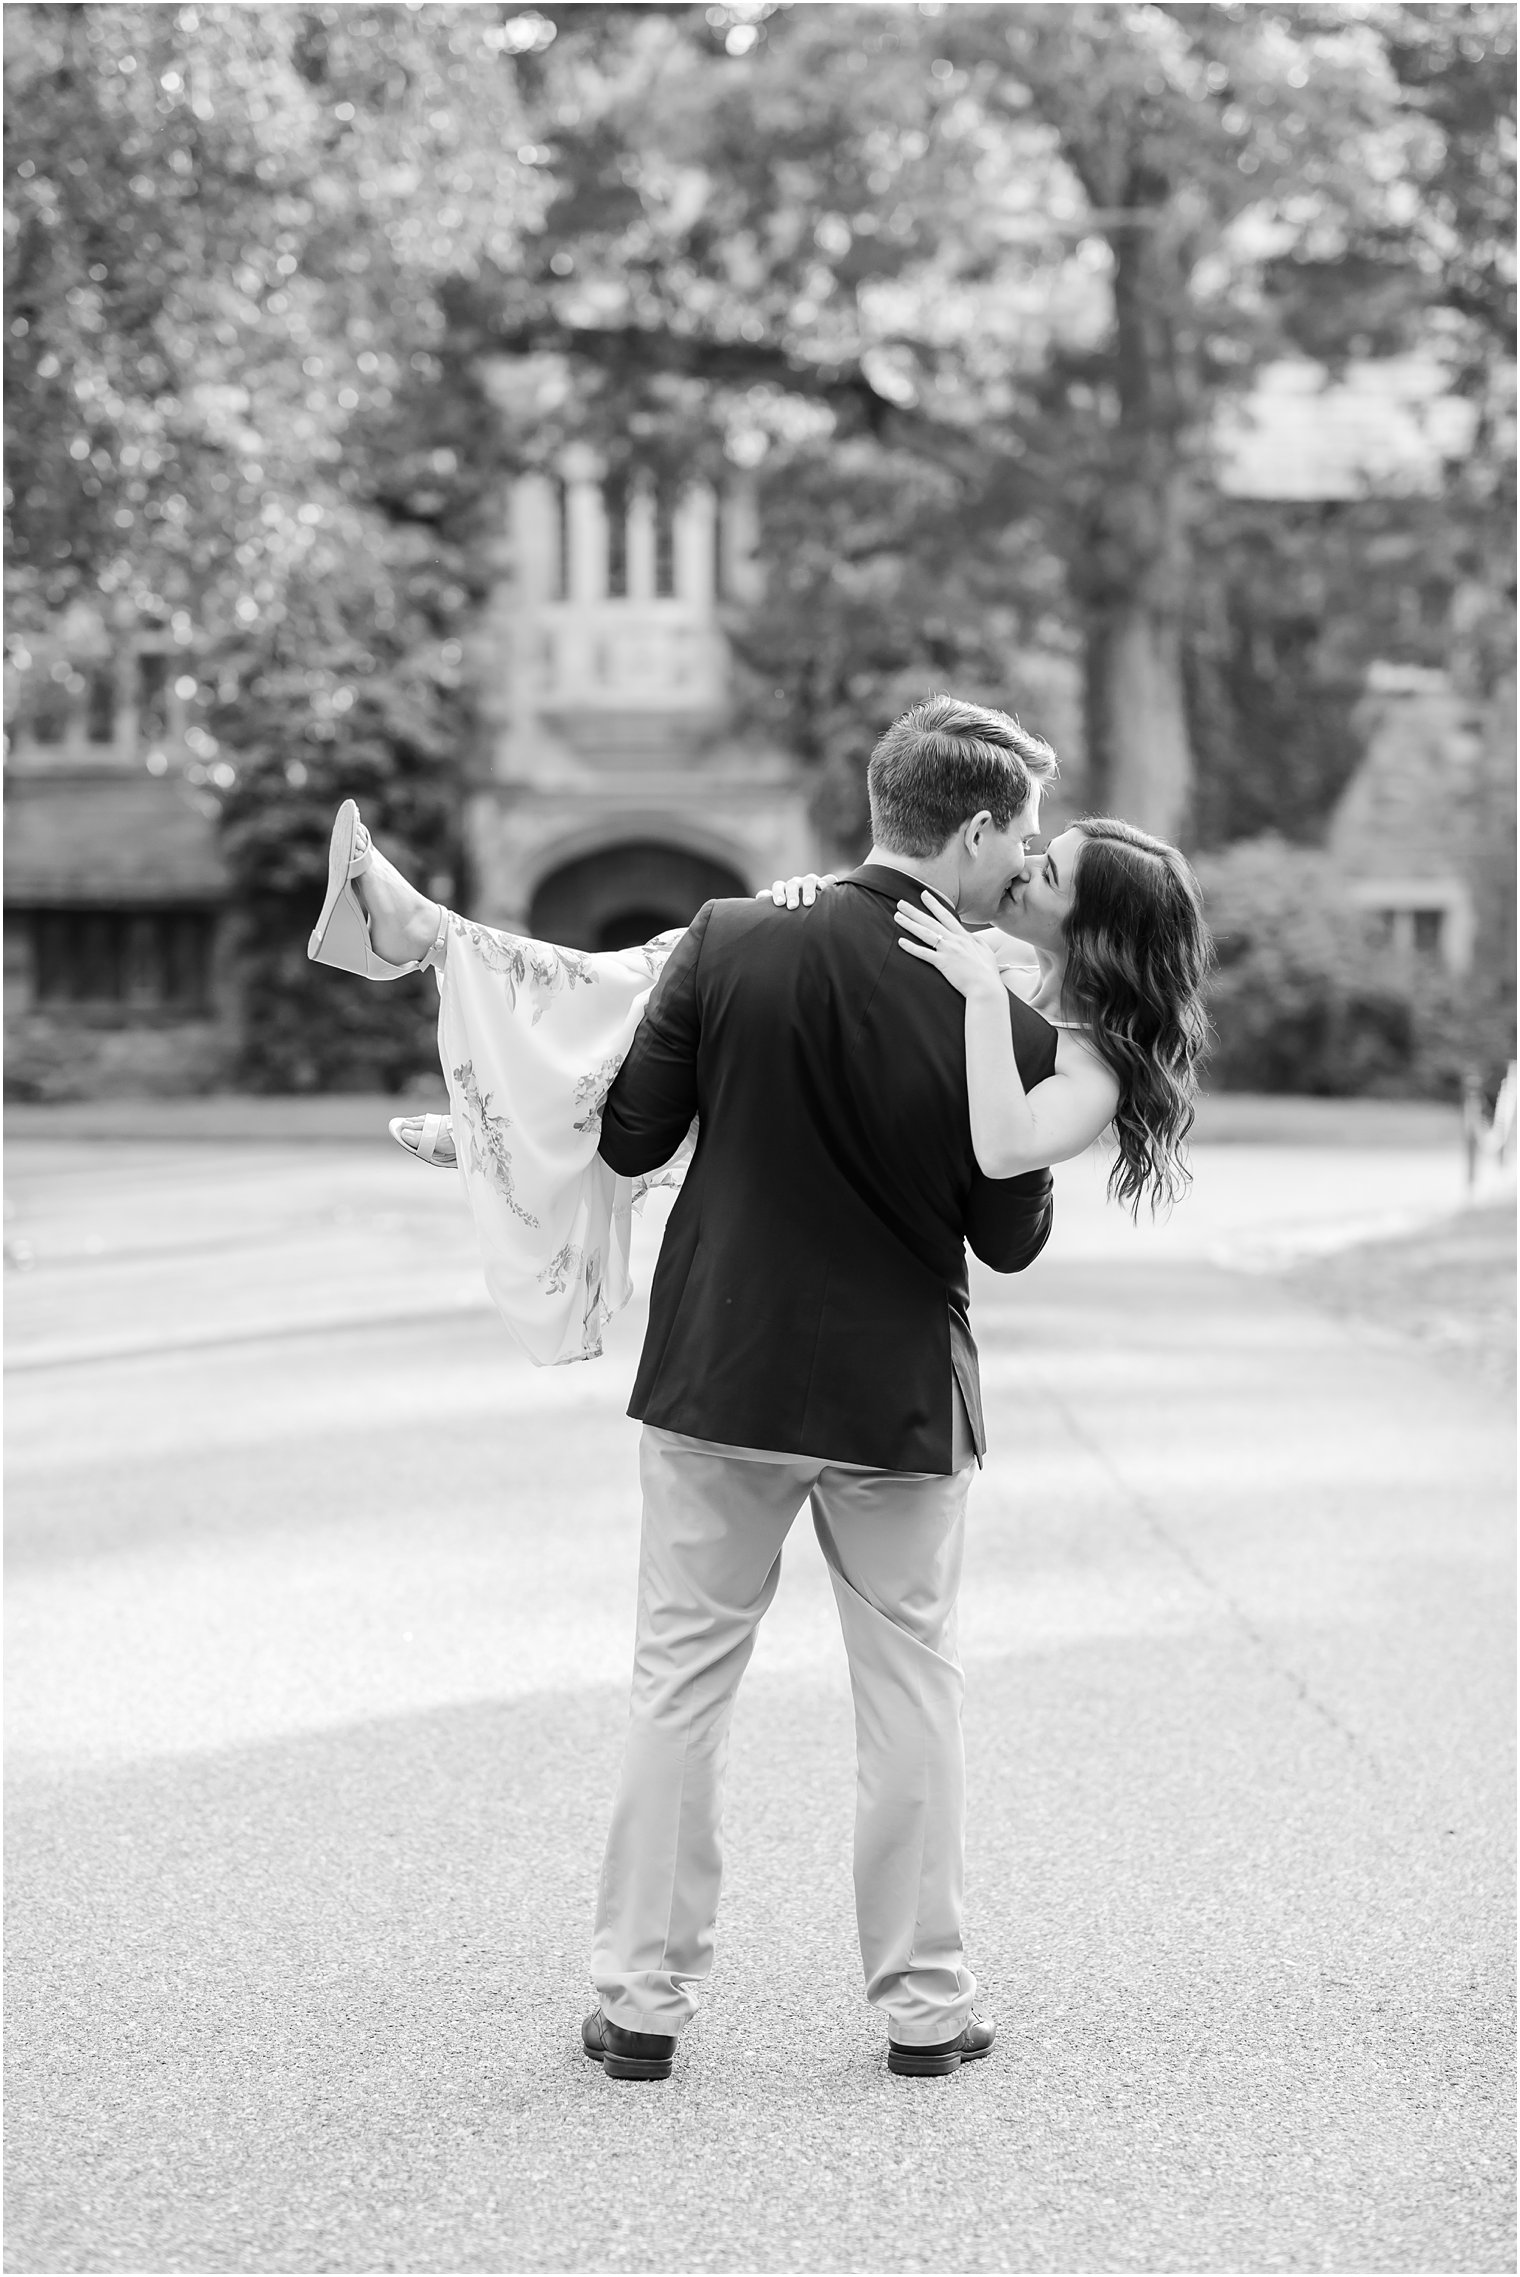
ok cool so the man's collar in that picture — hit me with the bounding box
[840,862,949,907]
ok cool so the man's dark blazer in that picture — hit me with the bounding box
[597,863,1057,1473]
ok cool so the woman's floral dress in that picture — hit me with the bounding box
[434,915,694,1365]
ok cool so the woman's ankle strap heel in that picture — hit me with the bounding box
[421,905,451,974]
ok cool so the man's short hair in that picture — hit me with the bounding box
[866,693,1058,859]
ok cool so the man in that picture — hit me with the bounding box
[586,693,1059,2081]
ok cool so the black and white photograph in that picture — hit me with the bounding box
[4,3,1515,2270]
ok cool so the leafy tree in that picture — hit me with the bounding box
[1187,493,1472,849]
[14,2,1509,841]
[728,435,1078,856]
[211,522,466,1092]
[3,2,543,636]
[4,3,536,1085]
[451,0,1513,842]
[6,2,1511,1098]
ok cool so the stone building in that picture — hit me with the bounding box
[1331,664,1484,976]
[2,451,818,1095]
[4,605,235,1098]
[466,445,813,948]
[1330,663,1516,1030]
[4,361,1510,1096]
[1221,357,1514,1015]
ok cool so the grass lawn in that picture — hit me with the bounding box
[1287,1199,1516,1392]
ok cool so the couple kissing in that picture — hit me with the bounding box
[306,692,1211,2079]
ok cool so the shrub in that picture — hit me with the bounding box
[1196,836,1442,1097]
[212,550,469,1094]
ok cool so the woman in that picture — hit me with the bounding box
[832,814,1210,1218]
[309,803,1209,1361]
[308,800,694,1365]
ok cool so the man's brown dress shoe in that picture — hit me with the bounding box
[581,2009,676,2081]
[887,2012,995,2077]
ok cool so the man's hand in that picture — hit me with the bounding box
[759,872,840,910]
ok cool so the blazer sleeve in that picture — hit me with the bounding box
[597,903,712,1177]
[963,1163,1054,1274]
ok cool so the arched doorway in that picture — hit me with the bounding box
[528,841,748,952]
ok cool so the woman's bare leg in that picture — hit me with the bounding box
[351,842,443,969]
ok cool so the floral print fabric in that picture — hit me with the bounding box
[436,914,694,1365]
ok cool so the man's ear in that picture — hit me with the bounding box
[961,809,994,856]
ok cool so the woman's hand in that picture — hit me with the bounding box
[900,888,1120,1178]
[759,872,839,909]
[897,892,1007,1002]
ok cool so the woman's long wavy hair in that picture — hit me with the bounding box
[1058,819,1213,1217]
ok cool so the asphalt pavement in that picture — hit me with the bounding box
[4,1124,1514,2273]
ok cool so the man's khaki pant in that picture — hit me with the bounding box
[590,1421,977,2047]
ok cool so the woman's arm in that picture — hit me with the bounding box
[897,894,1120,1177]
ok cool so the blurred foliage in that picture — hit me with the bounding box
[1196,835,1508,1099]
[4,3,538,634]
[4,1,1514,1091]
[206,330,501,1088]
[211,528,468,1093]
[438,0,1516,834]
[1187,496,1487,850]
[8,0,1512,804]
[4,2,524,1086]
[726,438,1077,856]
[1198,838,1413,1094]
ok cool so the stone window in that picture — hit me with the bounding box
[30,669,75,745]
[1367,904,1456,966]
[17,907,214,1012]
[605,473,629,598]
[553,477,570,602]
[712,487,728,601]
[86,662,117,745]
[654,484,676,598]
[136,652,170,743]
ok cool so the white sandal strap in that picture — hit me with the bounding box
[415,1113,445,1163]
[421,905,450,973]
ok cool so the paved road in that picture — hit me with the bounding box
[4,1135,1515,2272]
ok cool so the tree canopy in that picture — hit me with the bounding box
[5,1,1514,842]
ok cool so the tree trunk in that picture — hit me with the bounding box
[1080,190,1198,844]
[1084,563,1194,842]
